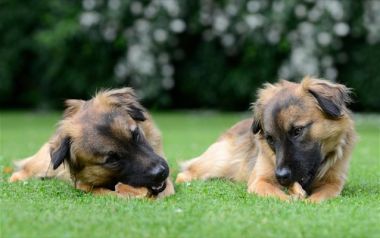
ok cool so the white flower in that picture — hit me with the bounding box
[279,65,291,79]
[102,24,117,41]
[80,12,100,27]
[325,67,338,80]
[324,0,344,21]
[130,1,143,15]
[200,12,212,26]
[221,34,235,47]
[108,0,121,11]
[317,32,332,46]
[153,29,168,43]
[115,62,129,79]
[170,19,186,33]
[267,29,280,44]
[162,64,174,77]
[245,15,264,30]
[213,14,229,33]
[334,22,350,37]
[247,1,261,13]
[83,0,96,11]
[299,22,314,36]
[160,0,180,17]
[135,19,150,33]
[308,7,322,22]
[321,56,333,67]
[127,45,155,75]
[144,4,158,19]
[363,0,380,44]
[158,53,169,64]
[162,77,175,89]
[272,1,285,13]
[295,4,307,19]
[226,4,238,16]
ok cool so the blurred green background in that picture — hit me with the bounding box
[1,0,380,111]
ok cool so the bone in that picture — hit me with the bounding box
[289,182,307,199]
[115,183,150,198]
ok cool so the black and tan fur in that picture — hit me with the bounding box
[9,88,175,198]
[176,77,356,203]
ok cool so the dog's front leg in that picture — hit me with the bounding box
[247,153,289,201]
[307,180,343,203]
[308,157,348,203]
[248,178,289,201]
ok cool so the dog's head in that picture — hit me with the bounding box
[49,88,168,195]
[251,77,352,192]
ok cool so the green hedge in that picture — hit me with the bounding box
[0,1,379,111]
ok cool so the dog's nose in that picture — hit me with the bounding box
[275,167,292,186]
[149,164,169,181]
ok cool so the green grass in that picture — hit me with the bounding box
[1,111,379,238]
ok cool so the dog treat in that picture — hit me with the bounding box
[289,182,307,199]
[115,183,150,198]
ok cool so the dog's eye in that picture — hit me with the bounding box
[265,135,275,146]
[291,127,304,138]
[105,152,120,163]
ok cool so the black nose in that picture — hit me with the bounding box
[149,163,169,182]
[275,167,292,186]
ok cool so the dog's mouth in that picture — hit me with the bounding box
[298,172,315,193]
[300,175,310,184]
[149,181,166,195]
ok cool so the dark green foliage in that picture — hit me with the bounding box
[0,1,379,111]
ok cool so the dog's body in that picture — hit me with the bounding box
[176,77,356,202]
[10,88,174,198]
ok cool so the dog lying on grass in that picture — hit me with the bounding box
[9,88,174,198]
[176,77,356,203]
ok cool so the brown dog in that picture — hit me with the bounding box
[176,77,356,203]
[9,88,174,198]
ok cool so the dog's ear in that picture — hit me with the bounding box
[302,77,352,119]
[50,137,71,170]
[127,105,146,121]
[102,87,146,121]
[250,102,263,134]
[251,119,261,134]
[64,99,85,118]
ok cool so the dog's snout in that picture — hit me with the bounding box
[275,167,292,186]
[149,163,169,181]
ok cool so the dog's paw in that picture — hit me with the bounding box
[247,180,290,201]
[175,172,193,183]
[9,171,27,182]
[305,195,325,203]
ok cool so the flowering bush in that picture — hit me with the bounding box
[1,0,379,110]
[79,0,380,110]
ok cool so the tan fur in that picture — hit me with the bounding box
[176,77,356,203]
[9,88,175,199]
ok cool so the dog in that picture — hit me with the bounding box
[176,77,356,203]
[9,88,175,198]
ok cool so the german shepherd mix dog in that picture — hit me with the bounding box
[9,88,174,198]
[176,77,356,203]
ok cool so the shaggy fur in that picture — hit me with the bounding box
[9,88,175,198]
[176,77,356,203]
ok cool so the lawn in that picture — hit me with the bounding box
[1,111,379,238]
